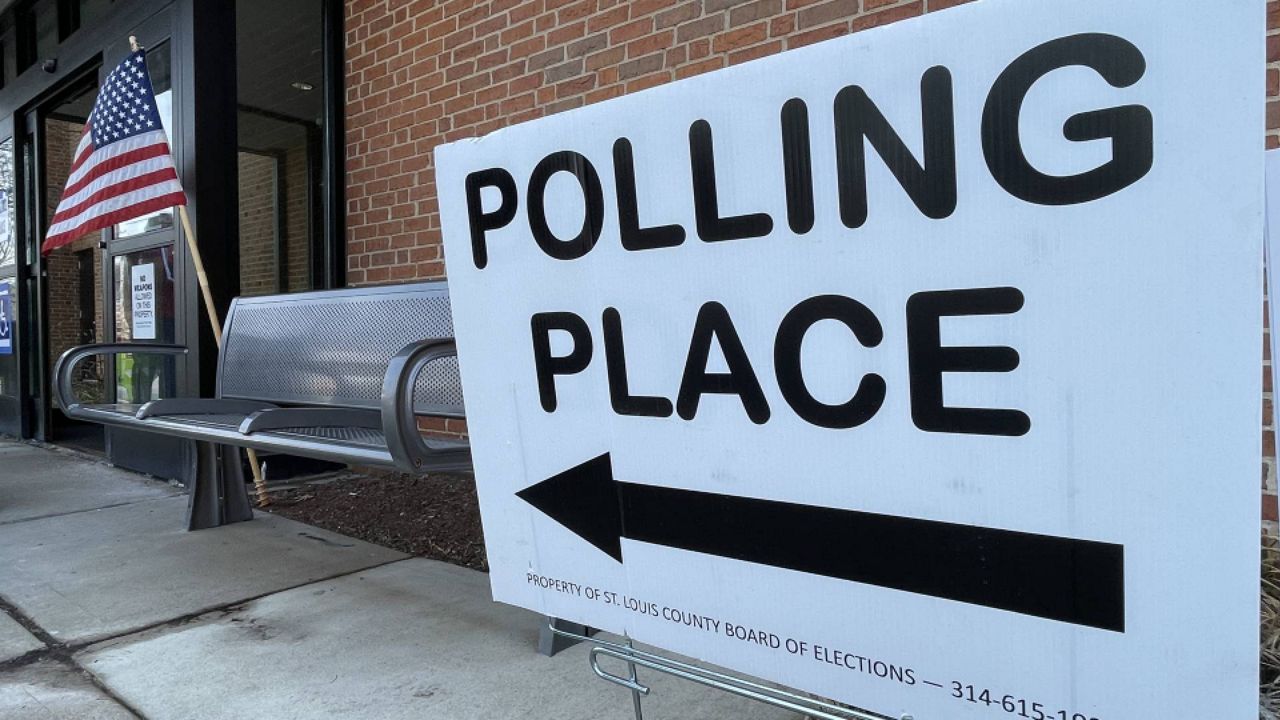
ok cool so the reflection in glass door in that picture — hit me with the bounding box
[0,135,17,437]
[40,75,105,452]
[237,0,327,295]
[98,16,189,481]
[111,245,176,405]
[103,38,177,407]
[105,38,177,407]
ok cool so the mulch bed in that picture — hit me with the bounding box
[265,469,488,571]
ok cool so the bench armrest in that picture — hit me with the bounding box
[54,343,188,414]
[381,338,470,472]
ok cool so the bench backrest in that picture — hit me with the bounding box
[217,281,463,417]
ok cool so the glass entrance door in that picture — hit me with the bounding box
[105,31,177,409]
[30,73,106,452]
[98,13,186,479]
[14,9,181,463]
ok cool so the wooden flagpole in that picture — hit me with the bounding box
[131,36,270,507]
[175,207,223,346]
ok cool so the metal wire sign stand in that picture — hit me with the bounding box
[547,621,905,720]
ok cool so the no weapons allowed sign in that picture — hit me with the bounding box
[436,0,1263,717]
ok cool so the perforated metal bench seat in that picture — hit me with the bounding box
[53,282,471,473]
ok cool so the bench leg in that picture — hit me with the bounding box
[185,441,254,531]
[539,617,594,657]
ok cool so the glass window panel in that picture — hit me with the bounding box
[0,138,16,394]
[112,246,175,404]
[0,138,16,400]
[238,150,280,296]
[0,14,13,88]
[0,137,13,271]
[33,0,54,57]
[237,0,323,294]
[115,42,176,240]
[0,275,16,398]
[75,0,113,35]
[16,0,56,73]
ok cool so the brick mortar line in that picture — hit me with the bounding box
[345,1,919,103]
[350,30,1280,134]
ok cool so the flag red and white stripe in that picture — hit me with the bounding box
[42,50,185,254]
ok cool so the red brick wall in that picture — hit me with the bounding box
[239,147,315,297]
[44,119,104,406]
[238,152,281,297]
[343,0,977,286]
[346,0,1279,524]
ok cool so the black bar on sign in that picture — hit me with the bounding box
[517,454,1125,632]
[620,483,1125,632]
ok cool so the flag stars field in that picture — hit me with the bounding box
[42,48,185,255]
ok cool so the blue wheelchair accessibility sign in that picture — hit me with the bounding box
[0,282,12,356]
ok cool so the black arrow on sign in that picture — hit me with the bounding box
[517,453,1124,632]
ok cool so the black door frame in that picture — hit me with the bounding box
[0,0,347,447]
[3,0,180,444]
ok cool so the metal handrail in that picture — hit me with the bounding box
[547,621,901,720]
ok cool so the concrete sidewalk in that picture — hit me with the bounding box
[0,440,798,719]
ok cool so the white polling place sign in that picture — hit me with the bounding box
[436,0,1263,717]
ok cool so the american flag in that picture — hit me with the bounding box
[42,49,185,254]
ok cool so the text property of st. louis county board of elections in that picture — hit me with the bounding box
[436,0,1264,717]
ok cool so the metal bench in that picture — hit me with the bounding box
[53,281,470,529]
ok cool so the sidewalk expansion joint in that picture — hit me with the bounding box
[0,557,413,718]
[0,598,146,719]
[1,553,411,659]
[0,648,149,720]
[0,594,59,648]
[0,496,178,528]
[27,555,413,660]
[85,555,414,644]
[77,658,149,720]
